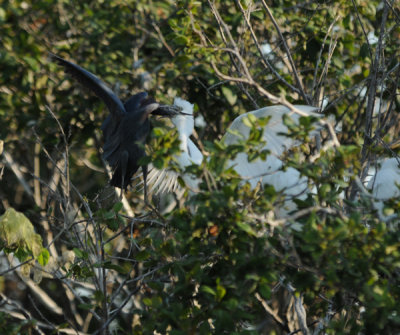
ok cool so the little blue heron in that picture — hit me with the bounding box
[50,53,185,194]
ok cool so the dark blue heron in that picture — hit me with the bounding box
[50,53,183,194]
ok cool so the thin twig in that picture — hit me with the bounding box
[260,0,309,103]
[236,0,302,97]
[255,292,285,327]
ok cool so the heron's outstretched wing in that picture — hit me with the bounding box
[222,105,321,157]
[50,53,126,117]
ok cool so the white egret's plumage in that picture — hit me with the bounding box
[222,105,321,157]
[368,158,400,218]
[221,105,320,214]
[148,101,322,216]
[146,98,203,193]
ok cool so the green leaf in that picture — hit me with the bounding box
[174,34,188,46]
[102,262,129,274]
[236,221,256,236]
[360,43,370,59]
[94,290,105,303]
[106,218,119,231]
[216,279,226,301]
[37,248,50,266]
[141,296,162,308]
[73,248,88,259]
[103,210,115,220]
[200,285,216,296]
[251,9,264,19]
[247,113,257,123]
[221,86,237,106]
[152,127,165,137]
[113,202,123,213]
[0,208,43,258]
[242,116,253,129]
[0,8,6,23]
[258,284,271,300]
[135,250,151,261]
[23,56,39,71]
[78,303,94,311]
[142,297,152,306]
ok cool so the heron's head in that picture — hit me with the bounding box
[146,94,185,117]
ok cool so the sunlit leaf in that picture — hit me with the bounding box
[0,208,43,258]
[37,248,50,266]
[221,86,237,106]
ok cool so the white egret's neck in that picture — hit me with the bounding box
[170,97,204,167]
[179,133,188,151]
[173,97,195,138]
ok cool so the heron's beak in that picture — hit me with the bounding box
[153,104,190,116]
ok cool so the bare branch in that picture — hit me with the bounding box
[260,0,310,103]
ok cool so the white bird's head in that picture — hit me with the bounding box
[172,98,195,138]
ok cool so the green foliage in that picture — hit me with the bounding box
[0,208,48,268]
[131,138,400,333]
[0,312,37,335]
[147,125,181,170]
[1,0,399,334]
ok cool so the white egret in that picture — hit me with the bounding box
[146,100,323,216]
[146,98,203,193]
[221,105,320,181]
[367,158,400,219]
[221,105,321,213]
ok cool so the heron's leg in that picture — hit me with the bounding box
[120,151,129,199]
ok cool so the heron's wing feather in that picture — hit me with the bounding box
[102,132,121,165]
[146,166,179,194]
[50,53,126,116]
[142,144,203,195]
[162,173,178,194]
[146,166,162,185]
[222,105,321,157]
